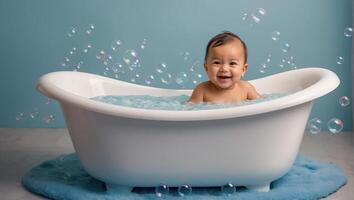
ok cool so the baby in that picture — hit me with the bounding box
[188,31,261,103]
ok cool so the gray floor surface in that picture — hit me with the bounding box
[0,128,353,200]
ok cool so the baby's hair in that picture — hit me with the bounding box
[204,31,248,63]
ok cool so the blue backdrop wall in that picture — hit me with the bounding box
[0,0,352,131]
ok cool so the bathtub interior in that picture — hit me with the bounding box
[42,68,323,100]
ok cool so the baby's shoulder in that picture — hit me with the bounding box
[239,80,252,88]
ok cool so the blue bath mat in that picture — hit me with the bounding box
[22,153,346,200]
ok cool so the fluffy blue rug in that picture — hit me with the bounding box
[22,153,346,200]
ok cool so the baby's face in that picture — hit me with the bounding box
[204,39,248,90]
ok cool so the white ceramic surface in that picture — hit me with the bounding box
[36,67,339,192]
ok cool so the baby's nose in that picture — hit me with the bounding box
[219,64,228,71]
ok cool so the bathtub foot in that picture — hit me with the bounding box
[105,183,133,194]
[246,183,270,192]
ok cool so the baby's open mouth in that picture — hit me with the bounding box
[217,75,232,79]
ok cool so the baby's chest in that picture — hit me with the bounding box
[204,90,248,103]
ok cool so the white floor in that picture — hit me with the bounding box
[0,128,353,200]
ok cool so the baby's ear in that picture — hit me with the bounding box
[204,63,208,71]
[242,64,248,77]
[243,63,248,72]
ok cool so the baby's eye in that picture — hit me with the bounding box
[230,62,238,66]
[213,61,221,65]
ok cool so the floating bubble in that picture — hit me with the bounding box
[181,52,190,60]
[250,8,266,24]
[144,74,155,85]
[307,118,322,134]
[281,43,290,53]
[161,73,172,84]
[241,13,249,21]
[122,49,139,67]
[140,38,147,49]
[177,185,192,196]
[257,8,267,15]
[44,114,55,124]
[336,56,344,65]
[67,27,76,37]
[155,185,169,198]
[15,112,25,121]
[339,96,350,107]
[74,61,83,70]
[86,24,95,35]
[103,68,109,76]
[266,54,272,63]
[96,50,106,60]
[111,40,122,51]
[156,62,168,74]
[190,60,202,72]
[112,63,124,73]
[221,183,236,196]
[83,48,88,53]
[87,44,92,49]
[175,72,188,86]
[259,63,267,73]
[30,108,40,119]
[271,31,280,41]
[327,118,343,134]
[45,98,52,105]
[191,72,203,85]
[344,27,353,37]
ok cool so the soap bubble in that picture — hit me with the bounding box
[175,72,188,86]
[45,98,52,105]
[74,61,83,71]
[111,40,122,51]
[177,185,192,196]
[251,8,266,24]
[271,31,280,41]
[336,56,344,65]
[344,27,353,37]
[67,27,76,37]
[155,185,169,198]
[156,62,168,74]
[161,73,172,84]
[86,24,95,35]
[281,43,290,53]
[181,51,190,60]
[339,96,350,107]
[307,118,322,134]
[140,38,147,49]
[112,63,124,73]
[96,50,106,60]
[15,112,25,121]
[257,8,267,15]
[241,13,249,21]
[144,74,155,85]
[190,60,202,72]
[190,72,203,85]
[44,114,55,124]
[122,49,139,67]
[221,183,236,196]
[30,108,40,119]
[327,118,343,134]
[259,63,267,73]
[266,54,272,63]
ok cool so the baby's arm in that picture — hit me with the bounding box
[188,83,204,103]
[245,82,261,100]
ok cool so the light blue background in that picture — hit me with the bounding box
[0,0,352,130]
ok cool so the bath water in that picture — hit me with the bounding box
[90,94,287,110]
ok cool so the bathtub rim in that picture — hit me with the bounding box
[36,67,340,121]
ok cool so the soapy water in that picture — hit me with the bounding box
[90,93,288,111]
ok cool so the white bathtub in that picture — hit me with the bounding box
[37,67,339,193]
